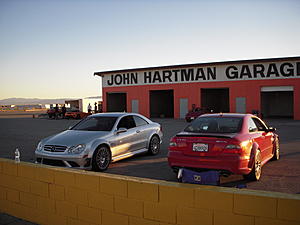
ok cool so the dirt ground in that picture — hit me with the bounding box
[0,111,300,194]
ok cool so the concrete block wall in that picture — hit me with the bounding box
[0,158,299,225]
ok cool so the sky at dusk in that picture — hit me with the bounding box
[0,0,299,99]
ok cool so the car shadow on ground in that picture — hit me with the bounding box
[105,152,252,189]
[220,176,249,188]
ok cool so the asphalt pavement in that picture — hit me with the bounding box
[0,213,37,225]
[1,116,300,225]
[0,116,300,194]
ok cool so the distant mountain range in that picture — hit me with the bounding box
[0,96,102,105]
[0,98,75,105]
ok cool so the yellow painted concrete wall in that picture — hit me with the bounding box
[0,158,299,225]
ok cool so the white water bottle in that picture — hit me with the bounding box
[15,148,20,163]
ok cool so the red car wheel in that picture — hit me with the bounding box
[271,138,280,161]
[244,150,262,181]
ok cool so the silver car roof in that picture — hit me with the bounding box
[89,112,154,124]
[91,112,139,117]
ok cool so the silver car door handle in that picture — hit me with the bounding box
[136,130,141,133]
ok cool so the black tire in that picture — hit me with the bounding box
[244,150,262,181]
[92,146,111,171]
[48,114,52,119]
[271,138,280,161]
[76,114,81,119]
[172,167,179,174]
[148,135,160,155]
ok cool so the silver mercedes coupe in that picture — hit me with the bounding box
[35,113,163,171]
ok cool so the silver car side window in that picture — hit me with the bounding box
[133,116,148,127]
[117,116,136,130]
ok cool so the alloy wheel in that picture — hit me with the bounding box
[95,147,110,170]
[149,136,160,155]
[255,152,262,180]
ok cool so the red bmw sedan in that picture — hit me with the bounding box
[168,113,280,181]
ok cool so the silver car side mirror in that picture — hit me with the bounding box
[115,127,127,134]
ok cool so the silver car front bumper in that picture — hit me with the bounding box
[35,151,92,170]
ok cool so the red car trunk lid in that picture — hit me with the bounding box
[176,134,233,157]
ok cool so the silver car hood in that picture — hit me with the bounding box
[42,130,110,146]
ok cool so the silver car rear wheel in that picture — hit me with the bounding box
[92,146,111,171]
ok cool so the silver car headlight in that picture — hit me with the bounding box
[67,144,86,154]
[36,142,43,151]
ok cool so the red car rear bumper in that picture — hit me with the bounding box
[168,151,252,175]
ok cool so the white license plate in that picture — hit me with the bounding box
[193,143,208,152]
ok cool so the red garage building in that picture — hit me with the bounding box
[94,56,300,120]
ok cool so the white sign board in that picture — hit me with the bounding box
[102,61,300,87]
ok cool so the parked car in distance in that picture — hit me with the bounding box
[47,108,62,118]
[65,109,91,119]
[185,107,210,122]
[35,113,163,171]
[168,113,279,181]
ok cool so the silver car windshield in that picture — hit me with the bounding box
[185,117,243,133]
[71,117,118,131]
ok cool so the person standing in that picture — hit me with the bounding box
[54,104,59,119]
[94,102,98,114]
[62,104,66,119]
[88,103,92,113]
[191,104,196,112]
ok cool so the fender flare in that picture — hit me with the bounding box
[146,132,161,149]
[248,142,260,169]
[88,140,111,159]
[272,135,279,154]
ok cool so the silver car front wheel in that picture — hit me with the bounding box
[92,146,111,171]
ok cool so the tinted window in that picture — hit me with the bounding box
[248,118,258,132]
[133,116,148,127]
[185,117,243,133]
[72,117,117,131]
[117,116,136,129]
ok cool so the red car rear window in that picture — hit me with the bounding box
[184,117,243,133]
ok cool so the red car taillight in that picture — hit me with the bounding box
[225,144,242,154]
[169,137,178,149]
[169,137,187,151]
[169,141,177,147]
[225,140,251,154]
